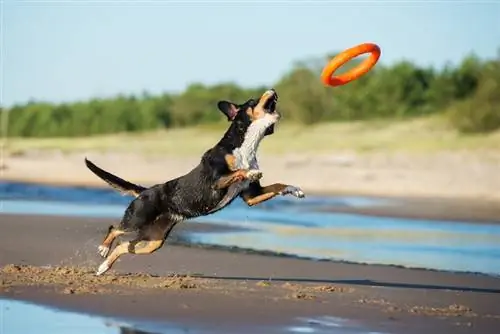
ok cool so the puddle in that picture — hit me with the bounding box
[0,298,191,334]
[0,298,384,334]
[1,199,125,218]
[287,316,388,334]
[1,181,500,276]
[193,211,500,276]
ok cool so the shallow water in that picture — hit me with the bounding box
[0,298,384,334]
[1,181,500,276]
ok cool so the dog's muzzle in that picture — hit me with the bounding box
[263,89,278,114]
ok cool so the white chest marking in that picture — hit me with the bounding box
[210,115,276,212]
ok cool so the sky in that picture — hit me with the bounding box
[2,0,500,107]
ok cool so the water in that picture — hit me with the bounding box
[0,298,182,334]
[1,181,500,276]
[0,299,384,334]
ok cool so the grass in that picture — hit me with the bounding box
[5,115,500,157]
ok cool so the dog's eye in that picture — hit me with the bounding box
[248,99,257,107]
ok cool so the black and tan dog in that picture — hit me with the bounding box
[85,89,305,276]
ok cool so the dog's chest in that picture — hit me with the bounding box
[208,135,263,213]
[230,144,259,190]
[232,145,259,171]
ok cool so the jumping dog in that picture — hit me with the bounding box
[85,89,305,276]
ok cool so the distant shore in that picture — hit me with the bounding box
[2,214,500,334]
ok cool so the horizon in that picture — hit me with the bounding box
[3,1,500,107]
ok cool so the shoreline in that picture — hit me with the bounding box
[3,177,500,224]
[2,149,500,202]
[2,214,500,334]
[1,213,499,279]
[4,171,500,205]
[4,173,500,204]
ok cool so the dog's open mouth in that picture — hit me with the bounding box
[264,91,278,113]
[264,91,278,136]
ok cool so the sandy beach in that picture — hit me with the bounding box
[1,214,500,334]
[2,147,500,333]
[4,2,500,333]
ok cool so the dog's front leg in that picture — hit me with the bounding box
[242,183,305,206]
[214,169,262,190]
[213,154,262,190]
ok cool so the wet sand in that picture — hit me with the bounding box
[1,214,500,333]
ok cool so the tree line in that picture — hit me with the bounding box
[4,50,500,137]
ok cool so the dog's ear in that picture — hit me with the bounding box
[217,101,239,121]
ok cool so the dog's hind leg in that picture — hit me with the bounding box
[96,239,164,276]
[95,218,178,276]
[98,225,126,258]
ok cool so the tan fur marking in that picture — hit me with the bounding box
[245,106,264,121]
[243,183,288,206]
[101,228,125,249]
[104,239,164,269]
[214,169,248,190]
[246,90,274,121]
[224,154,238,171]
[99,221,174,273]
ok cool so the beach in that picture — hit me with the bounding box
[1,213,500,334]
[4,2,500,333]
[2,148,500,333]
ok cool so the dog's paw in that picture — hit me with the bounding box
[246,169,263,182]
[95,260,110,276]
[97,245,110,258]
[279,185,305,198]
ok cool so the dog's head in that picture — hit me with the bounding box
[217,89,280,137]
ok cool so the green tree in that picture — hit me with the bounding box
[6,48,500,137]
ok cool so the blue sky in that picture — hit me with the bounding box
[3,0,500,107]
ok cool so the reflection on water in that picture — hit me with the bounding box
[0,299,165,334]
[289,316,387,334]
[1,181,500,276]
[0,299,383,334]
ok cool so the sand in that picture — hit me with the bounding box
[1,214,500,333]
[3,149,500,202]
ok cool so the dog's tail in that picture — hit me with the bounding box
[84,157,147,198]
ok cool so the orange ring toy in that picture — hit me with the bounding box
[321,43,381,87]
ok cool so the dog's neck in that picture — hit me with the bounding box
[232,116,274,169]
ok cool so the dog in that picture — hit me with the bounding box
[85,89,305,276]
